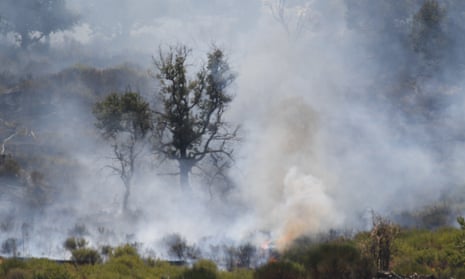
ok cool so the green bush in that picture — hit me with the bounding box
[302,243,374,279]
[71,248,102,265]
[179,260,218,279]
[64,237,87,251]
[254,261,306,279]
[104,248,146,277]
[25,259,75,279]
[6,268,31,279]
[111,244,139,258]
[150,260,186,279]
[193,260,218,272]
[219,268,254,279]
[33,269,73,279]
[391,227,465,277]
[2,259,26,276]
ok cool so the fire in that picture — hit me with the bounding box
[276,220,308,250]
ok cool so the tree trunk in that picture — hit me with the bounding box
[122,181,130,214]
[179,159,191,190]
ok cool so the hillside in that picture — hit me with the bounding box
[0,63,153,209]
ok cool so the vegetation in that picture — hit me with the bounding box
[2,1,465,279]
[0,219,458,278]
[152,45,238,190]
[2,227,465,278]
[255,261,306,279]
[369,214,399,271]
[91,45,239,195]
[93,91,152,213]
[63,237,101,265]
[163,233,200,261]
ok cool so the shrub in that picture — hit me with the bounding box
[62,236,101,265]
[179,260,218,279]
[392,227,465,277]
[1,259,26,276]
[254,261,306,279]
[111,244,139,258]
[193,260,218,273]
[301,243,374,279]
[27,259,74,279]
[104,253,147,277]
[163,233,200,261]
[64,237,87,251]
[151,260,186,279]
[6,268,31,279]
[219,268,254,279]
[71,248,101,265]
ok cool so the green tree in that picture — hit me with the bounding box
[153,45,238,190]
[93,91,152,213]
[63,237,101,265]
[0,0,79,49]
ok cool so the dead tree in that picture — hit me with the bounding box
[370,213,399,272]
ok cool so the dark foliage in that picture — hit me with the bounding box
[63,237,87,251]
[2,238,19,258]
[163,233,200,261]
[254,261,306,279]
[179,259,218,279]
[153,45,237,189]
[93,91,152,212]
[71,248,101,265]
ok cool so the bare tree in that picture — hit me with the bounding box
[152,45,238,190]
[93,91,152,213]
[223,243,258,270]
[370,213,399,272]
[265,0,316,40]
[197,153,236,198]
[2,238,19,257]
[163,233,200,262]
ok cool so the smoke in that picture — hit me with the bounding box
[1,0,465,259]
